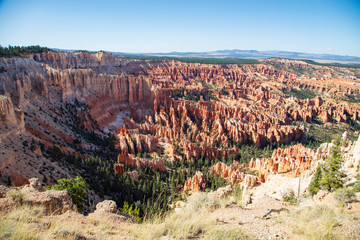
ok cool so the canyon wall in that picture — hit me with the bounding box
[0,53,154,186]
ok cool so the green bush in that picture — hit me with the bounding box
[120,201,140,221]
[46,176,89,211]
[282,190,298,205]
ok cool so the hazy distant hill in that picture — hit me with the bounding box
[116,49,360,63]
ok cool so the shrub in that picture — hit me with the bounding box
[231,184,243,206]
[335,188,356,204]
[46,176,89,211]
[7,189,23,205]
[282,190,298,205]
[120,201,140,221]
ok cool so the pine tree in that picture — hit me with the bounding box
[320,144,344,192]
[309,166,322,196]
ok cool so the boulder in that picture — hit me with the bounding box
[208,185,233,199]
[94,200,117,214]
[29,178,42,190]
[20,187,76,214]
[89,200,132,222]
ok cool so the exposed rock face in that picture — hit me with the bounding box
[137,61,297,87]
[116,125,161,155]
[249,144,314,181]
[183,171,206,194]
[127,170,138,181]
[20,185,76,214]
[211,162,245,185]
[29,178,42,190]
[208,185,233,199]
[243,175,258,190]
[0,53,154,186]
[116,152,165,172]
[0,55,153,131]
[342,133,360,175]
[30,51,123,69]
[114,163,125,176]
[0,95,16,124]
[210,144,317,186]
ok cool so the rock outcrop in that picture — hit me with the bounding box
[116,152,165,172]
[0,53,154,186]
[0,181,75,215]
[21,187,75,214]
[249,144,314,182]
[208,185,233,199]
[210,162,246,185]
[183,171,206,194]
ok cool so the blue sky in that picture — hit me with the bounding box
[0,0,359,56]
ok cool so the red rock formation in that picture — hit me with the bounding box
[183,171,206,194]
[0,95,16,124]
[210,162,246,185]
[137,61,297,88]
[114,163,125,176]
[249,144,314,182]
[116,152,165,172]
[30,51,123,69]
[243,174,258,189]
[127,170,138,181]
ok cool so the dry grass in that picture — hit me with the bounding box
[6,189,23,205]
[0,205,45,240]
[0,192,225,240]
[289,205,341,240]
[205,226,250,240]
[4,189,352,240]
[130,193,221,239]
[0,204,134,239]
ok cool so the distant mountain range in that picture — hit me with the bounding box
[52,48,360,63]
[116,49,360,63]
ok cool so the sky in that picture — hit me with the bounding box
[0,0,359,56]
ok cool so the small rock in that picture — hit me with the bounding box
[89,200,131,222]
[246,195,252,205]
[29,178,42,190]
[95,200,117,214]
[208,185,232,199]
